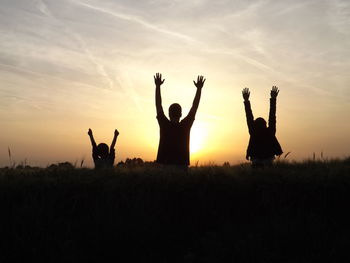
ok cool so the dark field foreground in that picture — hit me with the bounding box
[1,159,350,262]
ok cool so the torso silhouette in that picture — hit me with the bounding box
[156,111,195,166]
[92,148,115,169]
[247,128,282,159]
[245,98,283,159]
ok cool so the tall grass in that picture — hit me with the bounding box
[0,158,349,262]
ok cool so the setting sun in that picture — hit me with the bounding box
[190,122,208,155]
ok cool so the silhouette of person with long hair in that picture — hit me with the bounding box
[242,86,283,168]
[154,73,205,168]
[88,128,119,169]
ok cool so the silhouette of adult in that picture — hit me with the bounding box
[154,73,205,168]
[88,128,119,169]
[242,86,283,167]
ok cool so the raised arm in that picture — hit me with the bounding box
[88,128,97,149]
[110,129,119,150]
[187,75,205,118]
[269,86,279,134]
[242,88,254,134]
[154,73,165,116]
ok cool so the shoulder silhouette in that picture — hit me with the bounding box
[154,73,205,168]
[88,128,119,169]
[242,86,283,168]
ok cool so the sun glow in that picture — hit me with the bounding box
[190,122,208,155]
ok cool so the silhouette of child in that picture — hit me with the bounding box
[88,128,119,169]
[154,73,205,169]
[242,86,283,168]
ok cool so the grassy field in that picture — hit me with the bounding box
[1,158,350,262]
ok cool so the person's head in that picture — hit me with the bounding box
[169,103,182,123]
[97,143,109,158]
[254,117,267,130]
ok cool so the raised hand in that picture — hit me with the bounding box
[270,86,279,99]
[154,73,165,86]
[88,128,97,148]
[110,129,119,149]
[242,88,250,101]
[193,75,206,89]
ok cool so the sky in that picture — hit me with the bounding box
[0,0,349,167]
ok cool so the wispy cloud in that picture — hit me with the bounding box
[70,0,196,43]
[37,0,115,90]
[35,0,145,111]
[328,0,350,35]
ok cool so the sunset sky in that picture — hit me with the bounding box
[0,0,349,167]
